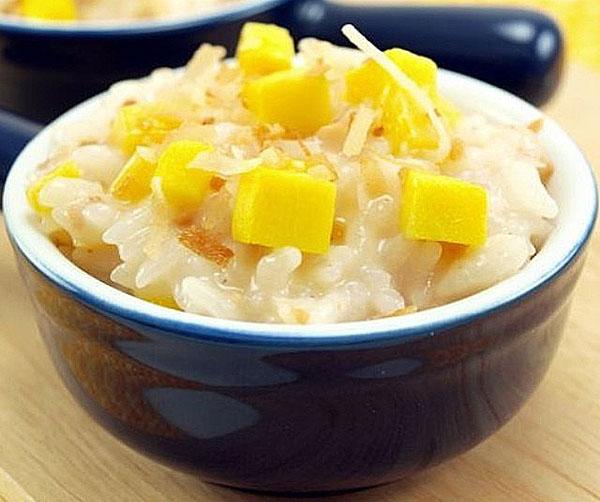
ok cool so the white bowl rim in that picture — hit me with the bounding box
[3,69,598,346]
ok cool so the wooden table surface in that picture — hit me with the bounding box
[1,60,599,502]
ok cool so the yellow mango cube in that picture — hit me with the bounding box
[110,104,181,156]
[382,90,461,155]
[435,94,461,129]
[236,22,294,76]
[243,69,332,136]
[232,167,337,254]
[399,168,488,246]
[154,140,214,214]
[345,48,437,105]
[389,48,437,89]
[27,161,80,213]
[110,152,156,203]
[22,0,77,21]
[346,48,459,154]
[382,89,439,154]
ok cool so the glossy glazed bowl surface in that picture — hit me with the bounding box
[3,70,597,492]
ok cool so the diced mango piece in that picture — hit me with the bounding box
[232,167,337,254]
[110,152,156,203]
[382,90,462,155]
[236,22,294,76]
[243,69,332,136]
[154,140,214,214]
[389,48,437,89]
[346,48,459,154]
[345,48,437,105]
[435,94,461,129]
[399,168,488,246]
[27,161,80,213]
[110,104,181,156]
[22,0,77,21]
[382,89,438,154]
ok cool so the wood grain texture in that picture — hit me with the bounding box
[0,64,598,502]
[0,468,35,502]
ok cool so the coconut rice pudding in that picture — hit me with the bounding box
[25,23,558,324]
[0,0,239,22]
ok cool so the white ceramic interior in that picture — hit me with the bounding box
[3,70,597,340]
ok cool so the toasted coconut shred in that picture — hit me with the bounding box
[178,226,234,267]
[25,25,558,324]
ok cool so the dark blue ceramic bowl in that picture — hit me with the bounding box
[0,3,563,125]
[3,70,597,493]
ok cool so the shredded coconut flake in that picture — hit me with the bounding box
[343,105,377,157]
[190,150,261,175]
[341,24,452,163]
[178,225,234,266]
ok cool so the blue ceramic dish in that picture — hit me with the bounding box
[0,3,563,125]
[3,70,597,493]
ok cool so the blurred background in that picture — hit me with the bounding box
[396,0,599,70]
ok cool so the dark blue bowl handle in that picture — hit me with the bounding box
[275,2,563,106]
[0,109,41,186]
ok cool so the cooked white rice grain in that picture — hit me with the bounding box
[436,234,534,302]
